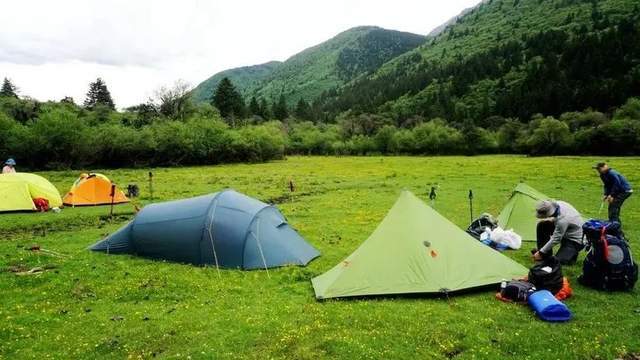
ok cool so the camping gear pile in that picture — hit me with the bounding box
[497,256,573,322]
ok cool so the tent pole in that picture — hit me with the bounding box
[148,171,154,201]
[254,219,270,278]
[206,200,221,278]
[468,189,474,223]
[109,183,116,219]
[429,186,437,208]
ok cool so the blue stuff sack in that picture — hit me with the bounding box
[528,290,572,322]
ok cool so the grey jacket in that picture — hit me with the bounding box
[540,201,584,254]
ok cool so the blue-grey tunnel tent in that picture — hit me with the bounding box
[90,190,320,269]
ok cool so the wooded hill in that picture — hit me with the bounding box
[191,26,426,105]
[195,0,640,125]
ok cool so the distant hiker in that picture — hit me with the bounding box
[532,200,584,265]
[593,162,633,224]
[2,158,16,174]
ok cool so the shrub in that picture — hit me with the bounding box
[412,119,464,154]
[525,117,574,155]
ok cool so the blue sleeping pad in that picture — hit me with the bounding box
[528,290,572,322]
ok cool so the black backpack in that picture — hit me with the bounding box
[466,213,498,240]
[528,257,563,294]
[499,280,536,303]
[579,220,638,291]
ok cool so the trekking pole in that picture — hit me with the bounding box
[429,186,437,208]
[109,183,116,219]
[469,189,474,223]
[598,200,604,216]
[148,171,154,201]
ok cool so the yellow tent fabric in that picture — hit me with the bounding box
[0,173,63,212]
[63,173,129,206]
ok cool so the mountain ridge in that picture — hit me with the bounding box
[191,26,426,104]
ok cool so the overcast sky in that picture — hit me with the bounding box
[0,0,480,108]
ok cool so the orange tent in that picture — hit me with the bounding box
[63,173,129,206]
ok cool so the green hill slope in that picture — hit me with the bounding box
[324,0,640,122]
[191,61,282,103]
[193,26,426,104]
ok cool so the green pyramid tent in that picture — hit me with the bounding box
[311,191,528,299]
[497,183,550,242]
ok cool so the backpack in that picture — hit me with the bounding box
[499,280,536,303]
[466,213,498,240]
[528,257,563,294]
[579,220,638,291]
[127,184,140,198]
[33,198,50,212]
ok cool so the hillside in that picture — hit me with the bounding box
[324,0,640,122]
[193,26,426,104]
[191,61,282,103]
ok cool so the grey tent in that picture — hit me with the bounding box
[90,190,320,269]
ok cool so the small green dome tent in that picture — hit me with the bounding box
[497,183,550,242]
[311,190,527,299]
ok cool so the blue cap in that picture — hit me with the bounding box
[5,158,16,166]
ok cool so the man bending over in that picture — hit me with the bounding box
[533,200,584,265]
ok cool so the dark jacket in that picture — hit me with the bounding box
[600,169,632,196]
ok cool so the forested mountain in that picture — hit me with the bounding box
[193,26,426,104]
[321,0,640,123]
[191,61,282,103]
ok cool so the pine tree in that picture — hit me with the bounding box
[248,96,260,116]
[272,94,289,120]
[212,77,245,124]
[258,98,272,119]
[84,78,115,109]
[294,98,312,120]
[0,78,18,98]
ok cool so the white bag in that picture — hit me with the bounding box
[488,227,522,250]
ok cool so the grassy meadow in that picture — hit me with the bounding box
[0,156,639,359]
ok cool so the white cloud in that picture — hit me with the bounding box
[0,0,480,107]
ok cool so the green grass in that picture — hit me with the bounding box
[1,156,639,359]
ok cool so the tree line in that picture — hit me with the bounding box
[0,72,639,170]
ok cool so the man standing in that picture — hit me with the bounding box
[533,200,584,265]
[2,158,16,174]
[594,162,633,224]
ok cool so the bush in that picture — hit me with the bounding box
[497,119,526,153]
[1,95,639,169]
[412,119,464,154]
[29,107,90,168]
[613,97,640,120]
[288,122,339,155]
[525,117,574,155]
[233,122,286,162]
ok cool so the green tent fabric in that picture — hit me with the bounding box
[311,190,528,299]
[497,183,550,242]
